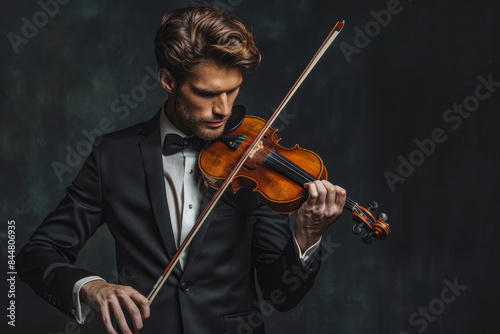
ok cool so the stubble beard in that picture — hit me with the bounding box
[173,92,229,141]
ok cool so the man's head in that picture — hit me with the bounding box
[155,6,261,140]
[155,5,260,84]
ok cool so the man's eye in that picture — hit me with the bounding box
[198,92,216,97]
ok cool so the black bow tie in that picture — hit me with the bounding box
[163,133,207,156]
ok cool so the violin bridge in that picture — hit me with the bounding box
[220,135,248,149]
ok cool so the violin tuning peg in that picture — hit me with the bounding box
[367,201,378,211]
[362,233,373,245]
[378,212,388,222]
[352,224,363,235]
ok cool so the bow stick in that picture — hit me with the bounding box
[147,20,345,304]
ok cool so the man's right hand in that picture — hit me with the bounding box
[80,280,150,334]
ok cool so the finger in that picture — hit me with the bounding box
[323,181,337,208]
[304,182,319,206]
[334,185,347,208]
[110,298,134,334]
[99,300,119,334]
[305,180,327,207]
[314,180,328,205]
[119,291,146,332]
[130,292,151,320]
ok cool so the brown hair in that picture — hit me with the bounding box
[154,5,261,83]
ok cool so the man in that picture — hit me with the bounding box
[18,6,346,334]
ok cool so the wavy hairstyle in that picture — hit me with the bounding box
[154,5,261,83]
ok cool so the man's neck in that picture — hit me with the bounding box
[164,98,175,125]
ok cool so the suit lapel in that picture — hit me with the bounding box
[138,111,179,264]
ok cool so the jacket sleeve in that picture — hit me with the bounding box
[17,144,105,317]
[251,204,322,312]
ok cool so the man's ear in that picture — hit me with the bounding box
[158,68,177,94]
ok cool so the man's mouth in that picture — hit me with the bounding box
[205,119,227,128]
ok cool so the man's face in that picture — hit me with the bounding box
[169,63,243,141]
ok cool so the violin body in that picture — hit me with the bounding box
[199,115,327,214]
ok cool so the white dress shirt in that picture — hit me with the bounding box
[159,108,204,269]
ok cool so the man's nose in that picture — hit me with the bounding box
[213,93,231,116]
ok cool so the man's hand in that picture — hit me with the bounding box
[295,180,346,252]
[80,280,150,334]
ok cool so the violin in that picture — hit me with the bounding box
[198,113,391,244]
[147,20,390,304]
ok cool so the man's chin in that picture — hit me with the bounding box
[197,127,225,141]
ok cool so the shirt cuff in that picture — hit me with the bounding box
[293,235,322,267]
[71,276,105,324]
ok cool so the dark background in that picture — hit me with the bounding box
[1,0,499,333]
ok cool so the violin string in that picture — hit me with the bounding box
[261,149,359,212]
[240,139,359,212]
[265,154,359,212]
[240,138,314,184]
[265,150,315,184]
[268,151,360,211]
[264,147,316,183]
[266,148,358,214]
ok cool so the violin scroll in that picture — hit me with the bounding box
[351,201,391,244]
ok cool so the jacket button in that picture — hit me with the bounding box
[180,282,190,292]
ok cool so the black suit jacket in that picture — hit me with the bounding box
[18,111,321,333]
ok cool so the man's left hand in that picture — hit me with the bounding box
[294,180,346,252]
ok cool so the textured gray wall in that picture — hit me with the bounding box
[1,0,499,333]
